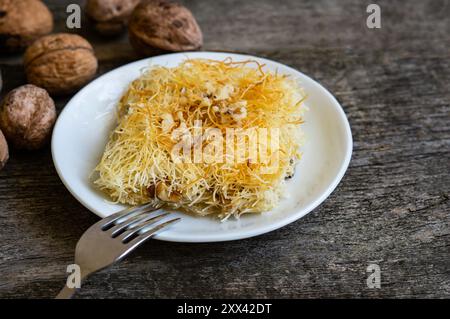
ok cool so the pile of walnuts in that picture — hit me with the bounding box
[0,0,203,171]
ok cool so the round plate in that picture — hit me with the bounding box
[51,52,352,242]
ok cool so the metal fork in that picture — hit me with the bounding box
[56,204,179,299]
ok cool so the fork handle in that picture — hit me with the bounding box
[56,285,77,299]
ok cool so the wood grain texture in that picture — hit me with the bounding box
[0,0,449,299]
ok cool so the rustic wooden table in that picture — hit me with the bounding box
[0,0,448,299]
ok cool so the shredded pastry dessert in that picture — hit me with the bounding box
[94,58,306,219]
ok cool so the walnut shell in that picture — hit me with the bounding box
[129,0,203,55]
[0,84,56,150]
[0,0,53,53]
[24,33,98,95]
[0,128,8,170]
[86,0,141,36]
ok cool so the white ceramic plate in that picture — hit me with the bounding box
[52,52,352,242]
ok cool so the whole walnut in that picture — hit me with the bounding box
[24,33,98,95]
[0,0,53,53]
[129,0,203,55]
[0,128,8,170]
[0,84,56,150]
[86,0,141,36]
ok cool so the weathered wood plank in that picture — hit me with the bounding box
[0,0,448,298]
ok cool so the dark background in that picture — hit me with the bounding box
[0,0,449,298]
